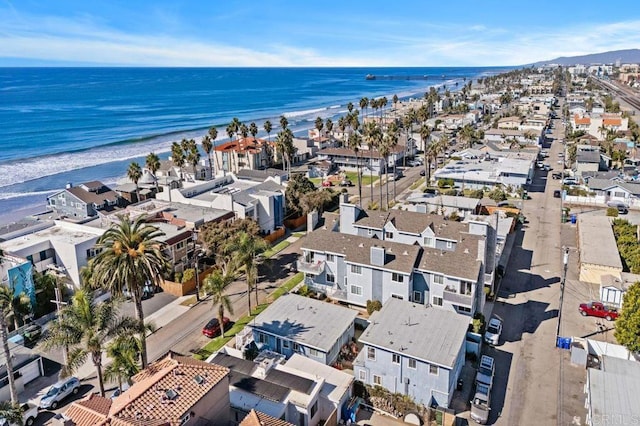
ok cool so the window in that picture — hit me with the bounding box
[327,273,335,283]
[373,375,382,385]
[446,241,453,249]
[391,273,404,283]
[413,291,422,303]
[368,229,373,235]
[458,306,472,313]
[351,265,362,275]
[326,254,335,262]
[433,275,444,285]
[179,413,191,426]
[424,237,434,247]
[310,401,318,418]
[429,364,439,375]
[176,241,185,250]
[283,340,290,349]
[258,333,268,344]
[39,250,47,262]
[350,285,363,296]
[433,296,443,306]
[408,359,417,369]
[367,347,376,360]
[392,354,400,364]
[391,294,403,300]
[293,343,300,352]
[358,370,367,381]
[461,281,473,295]
[309,348,320,357]
[76,204,83,210]
[385,231,393,239]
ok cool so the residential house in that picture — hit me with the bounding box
[484,128,530,145]
[584,356,640,426]
[46,181,123,221]
[214,137,272,174]
[297,229,422,307]
[404,194,481,219]
[0,220,103,289]
[155,174,285,234]
[114,169,159,204]
[316,146,405,176]
[577,216,623,284]
[61,352,231,426]
[585,178,640,206]
[248,293,357,366]
[0,342,44,402]
[599,273,639,309]
[354,299,469,409]
[575,149,605,175]
[497,116,522,129]
[211,351,324,426]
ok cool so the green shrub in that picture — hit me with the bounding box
[174,271,183,283]
[606,207,619,217]
[366,299,383,315]
[181,268,195,284]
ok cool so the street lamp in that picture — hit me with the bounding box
[555,247,570,346]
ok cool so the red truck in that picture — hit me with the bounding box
[578,302,619,321]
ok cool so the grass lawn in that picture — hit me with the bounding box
[264,240,290,258]
[193,272,304,360]
[343,171,378,187]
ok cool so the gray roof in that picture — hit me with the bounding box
[586,178,621,191]
[250,293,358,352]
[419,195,481,210]
[416,234,483,281]
[236,168,287,182]
[587,359,640,421]
[576,150,601,164]
[301,229,422,274]
[359,299,469,368]
[354,208,470,240]
[577,216,623,270]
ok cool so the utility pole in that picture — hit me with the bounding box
[555,247,570,346]
[49,270,69,367]
[192,229,202,302]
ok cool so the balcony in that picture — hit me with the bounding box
[296,259,325,275]
[443,287,473,307]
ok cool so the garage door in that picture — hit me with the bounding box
[20,359,41,384]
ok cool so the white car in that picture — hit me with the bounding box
[39,377,80,410]
[484,318,502,346]
[0,403,38,426]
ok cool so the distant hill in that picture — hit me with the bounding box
[532,49,640,66]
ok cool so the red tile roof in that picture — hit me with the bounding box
[63,394,111,426]
[239,409,295,426]
[214,137,268,154]
[603,118,622,126]
[574,115,591,125]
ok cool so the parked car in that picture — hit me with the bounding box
[551,172,562,180]
[419,169,426,176]
[562,177,578,186]
[339,179,353,187]
[110,383,130,399]
[475,355,495,387]
[202,317,231,338]
[484,318,502,346]
[470,382,491,424]
[579,302,619,321]
[0,402,39,426]
[617,206,628,214]
[22,323,43,345]
[553,190,561,198]
[39,377,81,410]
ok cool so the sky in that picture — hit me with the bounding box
[1,0,639,67]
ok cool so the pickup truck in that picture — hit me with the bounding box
[579,302,619,321]
[0,402,39,426]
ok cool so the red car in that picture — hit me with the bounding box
[202,317,230,338]
[579,302,619,321]
[322,180,333,187]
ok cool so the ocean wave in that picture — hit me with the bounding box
[282,106,328,119]
[0,189,58,200]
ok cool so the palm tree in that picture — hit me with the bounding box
[7,291,30,332]
[44,289,143,397]
[314,116,324,141]
[392,94,399,114]
[203,128,216,177]
[420,125,433,182]
[274,131,287,172]
[377,138,391,209]
[225,232,269,312]
[0,401,22,425]
[279,115,289,131]
[104,334,142,393]
[459,124,475,149]
[249,122,258,140]
[359,97,369,123]
[364,121,379,201]
[349,132,364,207]
[0,284,19,404]
[171,142,185,180]
[385,123,399,201]
[127,162,142,203]
[145,152,161,193]
[89,215,169,368]
[185,138,201,177]
[202,271,234,338]
[282,129,295,178]
[264,120,273,141]
[325,118,333,141]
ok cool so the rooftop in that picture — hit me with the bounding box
[353,208,470,240]
[240,409,295,426]
[0,220,103,253]
[577,216,623,270]
[359,298,469,368]
[284,353,353,404]
[301,229,422,274]
[416,234,483,281]
[250,293,358,352]
[587,358,640,422]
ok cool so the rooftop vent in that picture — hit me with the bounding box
[194,375,205,385]
[165,389,178,401]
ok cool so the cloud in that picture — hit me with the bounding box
[0,6,639,67]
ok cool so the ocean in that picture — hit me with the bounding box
[0,66,507,223]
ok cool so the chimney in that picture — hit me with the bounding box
[370,246,386,266]
[65,182,73,189]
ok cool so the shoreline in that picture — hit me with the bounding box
[0,69,500,226]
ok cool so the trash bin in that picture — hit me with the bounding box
[570,214,577,224]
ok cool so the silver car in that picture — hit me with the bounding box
[470,383,491,424]
[39,377,80,410]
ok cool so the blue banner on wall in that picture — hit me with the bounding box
[7,261,36,311]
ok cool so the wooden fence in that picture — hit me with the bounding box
[160,266,215,297]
